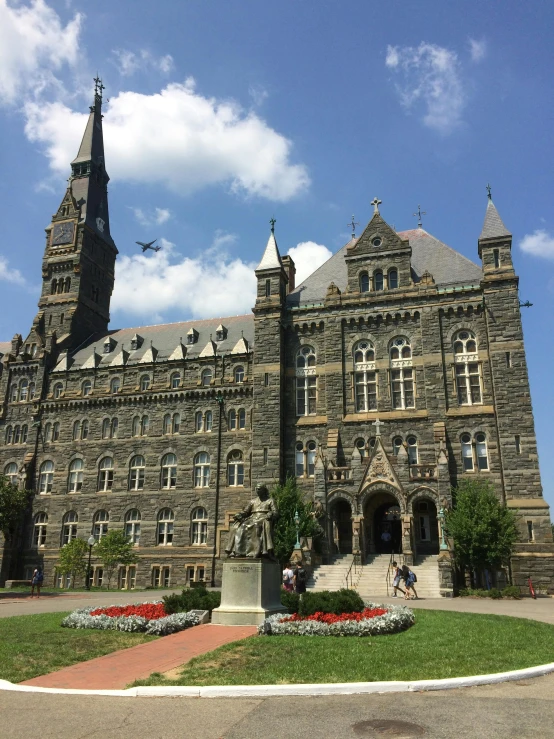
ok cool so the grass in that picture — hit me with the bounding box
[0,612,157,684]
[133,610,554,687]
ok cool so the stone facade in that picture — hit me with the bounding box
[0,91,552,591]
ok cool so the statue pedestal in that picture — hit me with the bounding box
[212,558,288,626]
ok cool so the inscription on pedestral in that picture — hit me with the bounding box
[229,564,256,574]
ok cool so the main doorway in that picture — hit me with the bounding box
[363,491,402,556]
[330,499,353,555]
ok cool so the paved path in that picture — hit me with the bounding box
[21,623,257,689]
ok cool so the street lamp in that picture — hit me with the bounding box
[86,535,95,591]
[294,509,301,550]
[438,507,448,551]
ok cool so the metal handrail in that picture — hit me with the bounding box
[345,553,361,589]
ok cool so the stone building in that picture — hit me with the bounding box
[1,87,552,592]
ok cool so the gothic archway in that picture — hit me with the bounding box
[329,498,353,555]
[361,487,403,556]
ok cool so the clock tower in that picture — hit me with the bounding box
[29,78,117,352]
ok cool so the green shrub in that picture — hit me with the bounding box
[502,585,521,599]
[298,589,365,617]
[458,587,507,599]
[163,586,221,615]
[488,588,503,599]
[280,589,300,613]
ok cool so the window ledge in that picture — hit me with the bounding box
[295,415,328,426]
[446,405,495,417]
[343,410,428,422]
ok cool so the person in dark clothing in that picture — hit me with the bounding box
[293,563,307,595]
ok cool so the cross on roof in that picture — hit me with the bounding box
[372,418,383,437]
[486,183,492,200]
[269,217,276,233]
[413,204,427,228]
[93,75,105,100]
[371,197,382,215]
[348,214,359,239]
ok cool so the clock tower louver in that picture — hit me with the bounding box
[29,78,117,352]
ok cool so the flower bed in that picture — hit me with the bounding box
[61,601,200,636]
[259,602,414,637]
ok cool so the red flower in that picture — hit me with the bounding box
[282,607,387,624]
[90,603,167,620]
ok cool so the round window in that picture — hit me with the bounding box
[372,237,382,247]
[475,432,486,443]
[459,331,469,340]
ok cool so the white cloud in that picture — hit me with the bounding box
[249,84,269,107]
[385,42,466,134]
[131,206,172,226]
[468,38,486,63]
[24,79,310,202]
[112,48,174,77]
[0,0,82,105]
[111,235,257,320]
[0,256,26,286]
[287,241,332,285]
[519,229,554,260]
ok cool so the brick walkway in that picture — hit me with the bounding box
[20,623,257,690]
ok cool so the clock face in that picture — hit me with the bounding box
[51,221,74,246]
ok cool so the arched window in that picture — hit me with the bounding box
[110,418,118,438]
[353,340,376,412]
[5,426,13,445]
[355,438,367,458]
[161,453,177,489]
[19,379,28,401]
[191,507,208,545]
[72,420,81,440]
[62,511,78,545]
[204,410,213,432]
[93,510,109,541]
[390,337,414,409]
[33,512,48,547]
[52,422,60,441]
[82,380,92,397]
[406,435,418,465]
[43,423,51,443]
[140,375,151,391]
[110,377,121,394]
[388,269,398,289]
[374,270,384,291]
[201,368,212,386]
[368,437,376,452]
[68,458,83,493]
[307,441,317,477]
[53,382,64,399]
[172,413,180,434]
[98,457,114,492]
[129,455,145,491]
[20,425,28,444]
[295,442,304,477]
[28,382,36,400]
[228,409,236,430]
[125,509,141,545]
[194,452,210,487]
[476,432,489,471]
[102,418,110,439]
[296,346,317,416]
[234,366,245,384]
[170,372,180,389]
[453,331,482,406]
[227,450,244,486]
[13,426,21,444]
[39,460,54,494]
[157,508,174,545]
[132,416,141,437]
[163,414,172,435]
[4,462,18,486]
[195,411,203,432]
[57,280,64,294]
[81,420,89,440]
[141,415,150,435]
[392,436,403,456]
[461,433,473,471]
[51,279,57,295]
[10,384,18,402]
[64,277,71,292]
[360,272,370,293]
[238,408,246,430]
[101,418,118,438]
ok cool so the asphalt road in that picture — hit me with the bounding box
[2,673,554,738]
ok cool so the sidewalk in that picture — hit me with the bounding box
[21,623,257,690]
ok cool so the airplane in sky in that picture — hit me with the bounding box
[136,239,161,253]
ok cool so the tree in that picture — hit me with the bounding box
[447,478,518,586]
[0,475,29,545]
[271,477,323,563]
[94,531,138,589]
[56,538,89,588]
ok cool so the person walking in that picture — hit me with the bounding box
[401,564,418,600]
[30,567,43,598]
[391,561,405,598]
[293,562,307,596]
[282,562,294,592]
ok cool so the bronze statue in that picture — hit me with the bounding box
[225,483,278,558]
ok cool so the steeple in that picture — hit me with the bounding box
[254,220,288,305]
[479,198,511,241]
[478,187,514,276]
[256,224,282,271]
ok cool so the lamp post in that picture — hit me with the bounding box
[294,509,301,550]
[86,535,95,590]
[438,507,448,551]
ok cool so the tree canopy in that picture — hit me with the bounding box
[447,478,518,573]
[94,530,138,588]
[56,538,89,588]
[0,475,29,544]
[271,477,323,563]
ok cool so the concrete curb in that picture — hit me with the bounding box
[2,661,554,698]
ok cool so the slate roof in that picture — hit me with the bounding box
[61,314,254,372]
[256,232,282,270]
[287,228,482,307]
[479,200,511,240]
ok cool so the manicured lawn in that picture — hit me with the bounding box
[133,610,554,686]
[0,612,157,684]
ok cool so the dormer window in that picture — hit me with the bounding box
[103,338,115,354]
[187,328,198,345]
[216,325,227,342]
[130,334,143,351]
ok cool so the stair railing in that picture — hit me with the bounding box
[345,553,361,589]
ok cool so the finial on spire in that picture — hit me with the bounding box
[269,217,276,234]
[486,183,492,200]
[348,214,359,239]
[370,197,382,215]
[413,204,427,228]
[93,74,105,102]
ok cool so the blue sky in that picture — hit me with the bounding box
[1,0,553,503]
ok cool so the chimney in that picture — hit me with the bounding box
[281,255,296,293]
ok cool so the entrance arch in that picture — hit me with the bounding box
[362,489,403,556]
[329,499,353,555]
[412,497,439,556]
